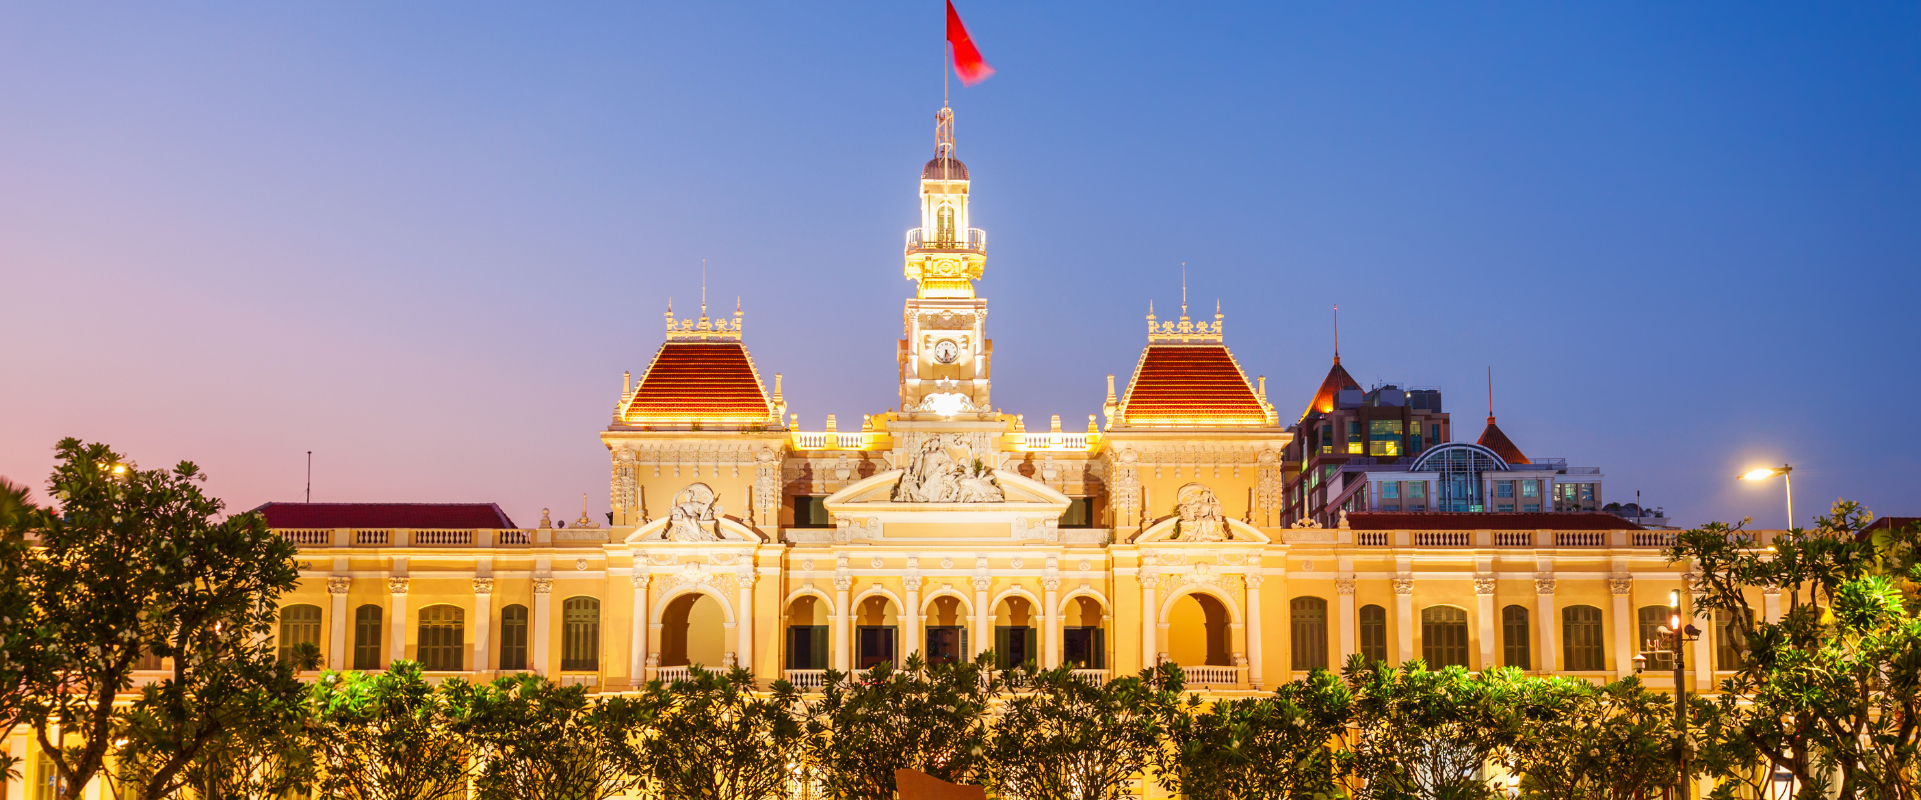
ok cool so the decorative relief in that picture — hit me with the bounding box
[387,577,410,595]
[611,446,639,520]
[649,568,736,603]
[801,559,815,571]
[472,578,495,595]
[1173,483,1229,541]
[904,576,924,591]
[1474,576,1497,595]
[894,433,1004,503]
[1392,578,1415,595]
[870,557,884,569]
[1041,577,1061,592]
[832,576,853,591]
[1244,574,1264,589]
[753,448,779,528]
[1010,558,1024,569]
[630,573,650,589]
[326,577,352,595]
[1609,575,1633,595]
[575,558,589,571]
[1762,584,1781,596]
[532,578,554,595]
[1077,560,1091,571]
[941,558,955,569]
[649,553,677,566]
[1289,517,1325,529]
[1218,553,1246,566]
[1140,574,1159,589]
[1534,575,1557,596]
[1335,579,1356,595]
[970,576,992,591]
[1110,449,1141,527]
[667,483,724,542]
[708,553,740,566]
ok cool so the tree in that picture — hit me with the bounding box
[309,662,473,800]
[1156,667,1351,800]
[1672,500,1921,799]
[1337,657,1523,800]
[450,673,637,800]
[113,656,319,800]
[798,653,999,799]
[0,478,38,783]
[603,666,798,800]
[1507,676,1677,800]
[985,664,1172,800]
[17,439,305,800]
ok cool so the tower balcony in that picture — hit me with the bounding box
[904,227,987,255]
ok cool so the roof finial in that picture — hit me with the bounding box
[1332,304,1341,365]
[936,106,955,160]
[700,259,708,318]
[1180,263,1188,316]
[1487,366,1496,425]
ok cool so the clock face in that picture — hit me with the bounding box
[932,339,961,364]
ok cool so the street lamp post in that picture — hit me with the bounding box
[1740,464,1794,530]
[1660,588,1702,800]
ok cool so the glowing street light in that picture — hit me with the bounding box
[1738,463,1794,530]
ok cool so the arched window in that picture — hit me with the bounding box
[1290,597,1328,670]
[1562,605,1605,671]
[1501,605,1531,669]
[1638,606,1676,671]
[277,605,322,666]
[499,605,529,671]
[936,203,956,243]
[1714,610,1744,671]
[562,597,601,672]
[417,605,465,672]
[353,605,383,670]
[1420,605,1469,668]
[1358,604,1388,663]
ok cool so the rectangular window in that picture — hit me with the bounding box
[1059,497,1095,528]
[1408,504,1425,512]
[499,606,529,671]
[1562,606,1607,671]
[925,626,965,665]
[1523,503,1540,513]
[1290,598,1329,670]
[1358,605,1388,663]
[1320,425,1333,454]
[1502,606,1531,669]
[1521,480,1540,498]
[857,626,899,670]
[1580,484,1595,502]
[1381,504,1399,512]
[353,605,384,671]
[1409,432,1422,453]
[1714,610,1744,671]
[1381,482,1399,499]
[1062,627,1105,669]
[1346,422,1363,454]
[1496,481,1514,499]
[1430,423,1441,443]
[1367,419,1403,456]
[993,626,1036,670]
[35,755,61,800]
[1638,606,1675,672]
[561,598,600,672]
[1407,481,1425,499]
[792,496,832,528]
[1497,504,1514,512]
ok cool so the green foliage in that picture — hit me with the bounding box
[17,439,304,800]
[309,662,473,800]
[1674,500,1921,799]
[1508,676,1677,800]
[1155,667,1349,800]
[1337,657,1523,800]
[448,672,636,800]
[798,652,999,800]
[602,666,798,800]
[0,477,36,782]
[986,664,1174,800]
[115,645,320,800]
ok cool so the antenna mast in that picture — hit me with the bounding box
[305,450,312,503]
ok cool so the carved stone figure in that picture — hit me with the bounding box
[893,433,1004,503]
[1174,483,1228,541]
[666,483,724,541]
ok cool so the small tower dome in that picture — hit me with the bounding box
[922,157,969,181]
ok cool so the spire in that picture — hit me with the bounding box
[1180,264,1188,317]
[936,106,955,160]
[1332,304,1341,365]
[1487,366,1495,424]
[1476,367,1530,464]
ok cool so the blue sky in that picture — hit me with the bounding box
[2,2,1915,528]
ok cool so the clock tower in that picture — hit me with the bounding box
[899,106,993,418]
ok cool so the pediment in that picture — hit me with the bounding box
[1133,515,1271,545]
[624,515,766,545]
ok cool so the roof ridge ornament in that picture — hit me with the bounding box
[1146,297,1223,344]
[664,292,743,342]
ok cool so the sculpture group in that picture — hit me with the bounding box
[893,433,1004,503]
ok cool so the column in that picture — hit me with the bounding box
[472,578,494,673]
[1244,574,1264,689]
[834,577,852,671]
[1394,577,1414,665]
[327,577,351,671]
[531,578,553,675]
[1610,575,1633,678]
[903,577,923,662]
[1140,574,1159,669]
[387,577,409,668]
[971,577,992,661]
[1336,579,1356,665]
[1475,575,1497,670]
[1041,577,1061,669]
[1535,575,1557,673]
[735,570,756,674]
[1763,585,1781,623]
[630,573,650,687]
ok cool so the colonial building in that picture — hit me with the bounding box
[240,107,1773,707]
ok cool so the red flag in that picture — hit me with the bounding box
[946,1,994,86]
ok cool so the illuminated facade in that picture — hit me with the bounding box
[245,107,1775,706]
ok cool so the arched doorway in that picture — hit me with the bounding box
[659,592,727,669]
[993,595,1039,670]
[1060,596,1106,670]
[852,594,899,669]
[923,594,968,664]
[1167,592,1232,668]
[784,594,829,671]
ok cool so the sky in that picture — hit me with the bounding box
[2,2,1916,530]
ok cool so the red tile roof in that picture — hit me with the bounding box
[1303,358,1360,420]
[1119,344,1270,426]
[623,341,772,424]
[1475,417,1530,465]
[253,502,518,529]
[1349,511,1642,531]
